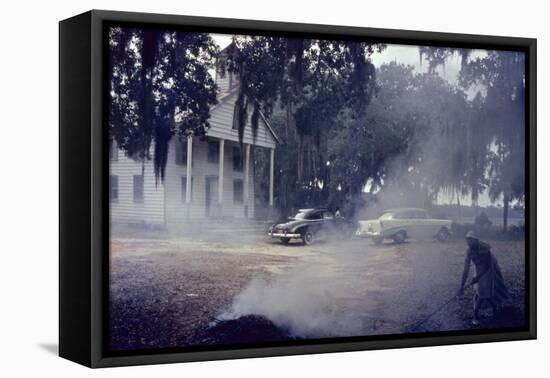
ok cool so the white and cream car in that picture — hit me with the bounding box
[356,208,452,245]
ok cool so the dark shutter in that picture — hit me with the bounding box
[207,140,219,163]
[233,179,244,204]
[133,175,144,203]
[233,146,243,171]
[110,175,118,202]
[175,140,188,165]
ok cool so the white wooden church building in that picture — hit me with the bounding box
[109,68,279,225]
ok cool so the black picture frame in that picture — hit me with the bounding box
[59,9,537,368]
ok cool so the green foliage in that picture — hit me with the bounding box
[419,46,471,73]
[108,30,525,226]
[461,51,525,229]
[260,52,525,219]
[326,62,471,214]
[465,93,492,206]
[108,27,218,182]
[225,37,383,142]
[226,37,384,214]
[326,49,524,224]
[221,37,286,146]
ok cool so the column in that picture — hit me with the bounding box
[185,135,193,206]
[269,148,274,207]
[244,143,250,218]
[218,139,224,216]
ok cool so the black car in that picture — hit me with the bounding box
[267,208,355,245]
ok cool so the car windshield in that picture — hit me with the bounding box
[379,212,394,220]
[293,211,308,220]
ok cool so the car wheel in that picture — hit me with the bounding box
[373,236,383,246]
[436,227,450,242]
[280,237,290,245]
[302,231,314,245]
[393,230,407,244]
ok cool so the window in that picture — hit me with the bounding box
[232,146,243,171]
[233,180,244,204]
[412,210,428,219]
[133,175,144,203]
[109,141,118,161]
[110,175,118,202]
[175,139,188,165]
[308,211,323,220]
[399,210,427,219]
[207,140,219,163]
[181,176,193,202]
[394,212,406,220]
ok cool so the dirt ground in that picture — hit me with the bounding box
[109,231,525,351]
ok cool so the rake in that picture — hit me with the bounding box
[407,280,475,333]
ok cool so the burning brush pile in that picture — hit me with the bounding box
[195,315,299,345]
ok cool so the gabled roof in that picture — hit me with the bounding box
[208,87,280,147]
[211,45,280,146]
[257,105,281,144]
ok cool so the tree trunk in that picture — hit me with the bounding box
[503,193,510,232]
[471,188,479,215]
[423,187,432,210]
[457,194,461,220]
[285,103,291,141]
[139,30,157,165]
[297,134,304,182]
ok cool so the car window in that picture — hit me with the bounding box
[415,210,428,219]
[405,211,417,219]
[393,212,405,219]
[308,211,323,220]
[323,212,334,220]
[404,210,427,219]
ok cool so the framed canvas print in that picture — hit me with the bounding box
[59,10,536,368]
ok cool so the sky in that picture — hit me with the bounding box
[210,34,496,207]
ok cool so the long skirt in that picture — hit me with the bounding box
[473,254,510,309]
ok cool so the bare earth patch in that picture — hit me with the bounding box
[109,234,525,351]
